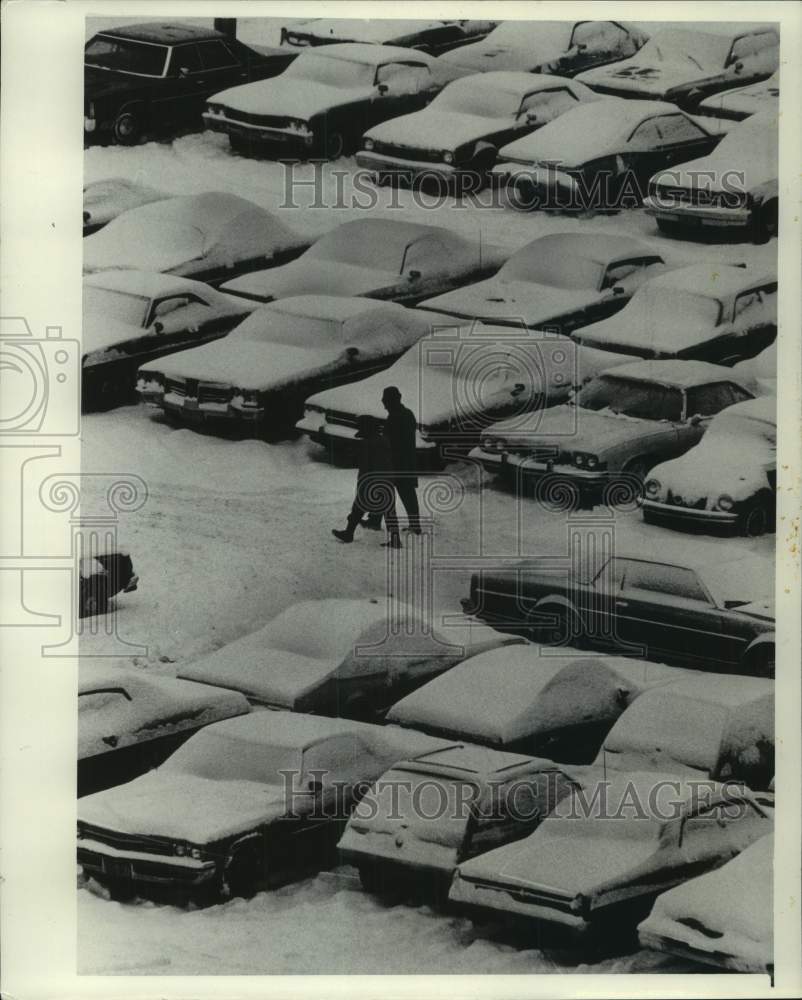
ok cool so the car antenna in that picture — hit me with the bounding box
[478,228,483,271]
[603,748,607,783]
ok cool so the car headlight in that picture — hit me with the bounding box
[574,453,586,467]
[77,822,84,839]
[574,452,602,469]
[305,403,324,415]
[645,478,661,498]
[716,494,735,511]
[363,138,374,151]
[190,847,204,860]
[443,151,454,164]
[569,892,588,916]
[174,843,187,856]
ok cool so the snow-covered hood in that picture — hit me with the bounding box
[367,110,505,153]
[700,79,778,119]
[576,311,711,357]
[654,148,776,194]
[460,826,655,898]
[488,406,658,454]
[82,314,143,357]
[498,126,611,169]
[224,260,396,302]
[649,449,770,505]
[734,599,774,623]
[442,41,555,76]
[579,56,701,98]
[79,772,288,843]
[422,277,595,326]
[211,77,368,122]
[150,339,347,391]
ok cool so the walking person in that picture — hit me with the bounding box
[332,416,397,544]
[382,386,421,539]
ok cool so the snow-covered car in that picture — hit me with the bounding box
[78,665,249,797]
[357,72,599,188]
[83,191,310,285]
[575,24,779,109]
[463,548,776,675]
[437,20,648,80]
[280,19,497,55]
[203,43,441,159]
[137,297,434,434]
[638,834,773,973]
[470,360,757,503]
[643,111,779,242]
[386,647,652,763]
[77,712,448,900]
[339,745,579,897]
[643,397,776,537]
[220,219,508,306]
[697,69,779,121]
[178,598,522,719]
[596,672,774,791]
[297,323,610,463]
[82,270,252,407]
[84,21,295,145]
[492,99,723,211]
[449,773,773,935]
[735,339,776,397]
[83,178,168,235]
[79,544,137,618]
[418,233,665,334]
[572,265,777,367]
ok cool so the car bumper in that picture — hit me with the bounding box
[468,447,606,487]
[78,838,218,887]
[449,876,589,931]
[642,499,738,531]
[202,112,314,146]
[297,414,438,452]
[140,389,264,423]
[638,927,769,974]
[643,195,751,228]
[356,151,458,179]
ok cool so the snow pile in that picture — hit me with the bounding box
[639,833,773,971]
[78,664,249,759]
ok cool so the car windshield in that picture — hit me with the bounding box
[702,560,773,609]
[285,52,375,88]
[635,29,729,70]
[230,310,343,348]
[577,375,683,422]
[162,728,302,785]
[705,413,776,451]
[355,768,478,834]
[83,286,151,327]
[305,225,407,271]
[434,79,521,118]
[85,35,169,76]
[500,245,603,289]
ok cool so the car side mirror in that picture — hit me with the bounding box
[377,82,389,95]
[407,269,422,281]
[689,413,703,426]
[179,66,190,78]
[576,42,587,53]
[346,346,360,359]
[612,285,625,296]
[733,61,744,74]
[152,321,164,335]
[525,111,538,125]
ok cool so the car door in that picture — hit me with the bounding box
[653,112,719,168]
[676,800,771,881]
[622,117,665,190]
[722,285,778,364]
[614,559,728,665]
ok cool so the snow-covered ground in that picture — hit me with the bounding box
[79,46,776,972]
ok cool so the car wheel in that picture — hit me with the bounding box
[112,109,142,146]
[106,878,136,902]
[743,644,775,679]
[753,200,778,244]
[529,604,583,648]
[358,863,403,897]
[321,126,348,160]
[224,843,262,899]
[80,578,108,619]
[229,134,251,156]
[738,497,772,537]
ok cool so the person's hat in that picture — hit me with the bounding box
[382,386,401,401]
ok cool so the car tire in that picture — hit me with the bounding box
[358,863,403,897]
[80,577,109,619]
[106,878,136,903]
[229,134,251,156]
[656,219,685,238]
[529,603,583,648]
[224,843,262,899]
[738,496,772,537]
[752,200,778,244]
[112,108,143,146]
[321,125,348,160]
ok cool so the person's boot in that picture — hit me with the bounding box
[332,527,354,543]
[361,516,383,531]
[381,532,402,549]
[403,524,422,535]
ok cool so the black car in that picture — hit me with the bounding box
[280,18,497,55]
[84,22,296,145]
[463,550,775,675]
[79,546,138,618]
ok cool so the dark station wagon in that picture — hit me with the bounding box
[84,21,295,145]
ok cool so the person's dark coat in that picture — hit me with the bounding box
[385,403,418,486]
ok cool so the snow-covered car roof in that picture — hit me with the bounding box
[502,232,660,280]
[386,647,637,745]
[638,834,772,972]
[294,41,436,67]
[78,665,249,760]
[179,598,519,709]
[498,98,689,164]
[285,19,457,44]
[599,673,773,784]
[713,395,776,426]
[83,192,303,275]
[597,358,755,390]
[620,24,776,69]
[83,269,227,303]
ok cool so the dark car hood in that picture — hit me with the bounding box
[85,66,151,102]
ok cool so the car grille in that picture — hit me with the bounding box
[199,383,232,405]
[654,185,745,209]
[325,410,360,428]
[166,377,186,398]
[220,110,295,129]
[368,140,445,164]
[666,489,707,510]
[468,877,575,912]
[81,824,174,856]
